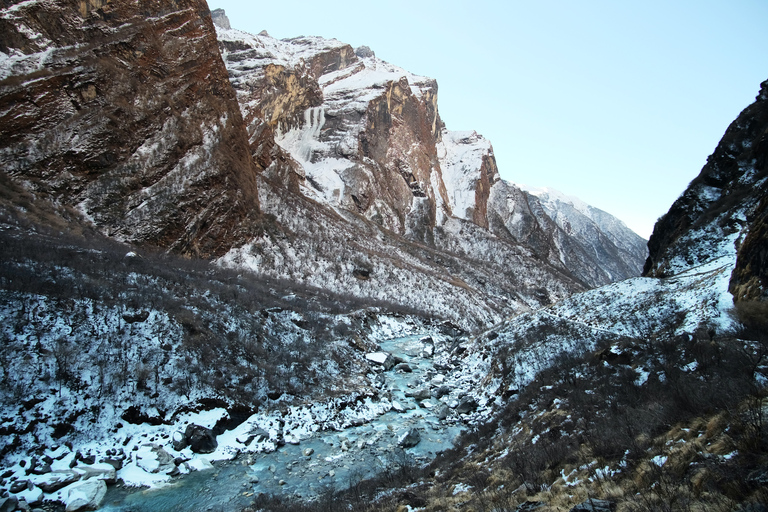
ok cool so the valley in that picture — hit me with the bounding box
[0,1,766,511]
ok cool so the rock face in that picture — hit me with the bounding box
[217,26,446,241]
[644,79,768,301]
[210,19,646,328]
[0,0,260,258]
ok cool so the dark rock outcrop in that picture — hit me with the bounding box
[184,424,218,454]
[644,78,768,302]
[0,0,261,258]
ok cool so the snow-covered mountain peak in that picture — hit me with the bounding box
[516,183,594,219]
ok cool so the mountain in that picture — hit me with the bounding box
[212,15,647,329]
[644,79,768,303]
[0,3,667,510]
[0,3,646,334]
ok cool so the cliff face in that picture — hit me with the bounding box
[0,0,260,257]
[215,19,646,288]
[644,79,768,301]
[217,26,448,242]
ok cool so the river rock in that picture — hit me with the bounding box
[135,445,175,474]
[365,352,396,371]
[405,388,431,400]
[303,448,314,457]
[394,363,413,373]
[184,424,218,454]
[34,470,80,493]
[64,479,107,512]
[436,404,450,421]
[432,385,451,399]
[391,401,405,413]
[455,396,478,414]
[398,428,421,448]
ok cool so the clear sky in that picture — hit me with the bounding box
[208,0,768,239]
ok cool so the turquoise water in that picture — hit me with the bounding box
[101,334,464,510]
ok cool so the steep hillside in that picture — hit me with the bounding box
[0,0,260,257]
[212,14,645,327]
[645,80,768,302]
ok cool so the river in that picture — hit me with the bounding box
[99,334,467,510]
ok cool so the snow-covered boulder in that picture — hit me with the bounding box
[64,479,107,512]
[33,470,80,493]
[366,352,396,371]
[74,463,117,483]
[135,445,175,474]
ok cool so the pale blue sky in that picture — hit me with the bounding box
[209,0,768,238]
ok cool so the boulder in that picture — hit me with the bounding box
[101,457,124,471]
[568,499,616,512]
[34,470,80,493]
[394,363,413,373]
[135,445,175,474]
[64,479,107,512]
[171,430,188,451]
[455,396,478,414]
[0,497,18,512]
[74,464,116,483]
[184,424,218,454]
[405,388,431,401]
[398,428,421,448]
[13,485,43,507]
[436,404,450,421]
[432,385,451,399]
[365,352,396,371]
[9,481,29,494]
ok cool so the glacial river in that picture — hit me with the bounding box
[100,335,466,511]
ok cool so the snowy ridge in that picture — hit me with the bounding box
[516,184,594,219]
[216,27,349,75]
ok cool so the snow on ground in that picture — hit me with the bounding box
[445,226,743,417]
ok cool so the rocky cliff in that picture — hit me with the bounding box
[0,0,260,257]
[644,79,768,302]
[0,3,647,331]
[214,15,646,299]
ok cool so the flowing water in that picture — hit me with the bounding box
[101,334,465,510]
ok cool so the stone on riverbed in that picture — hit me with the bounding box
[405,388,431,400]
[64,479,107,512]
[366,352,396,371]
[398,428,421,448]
